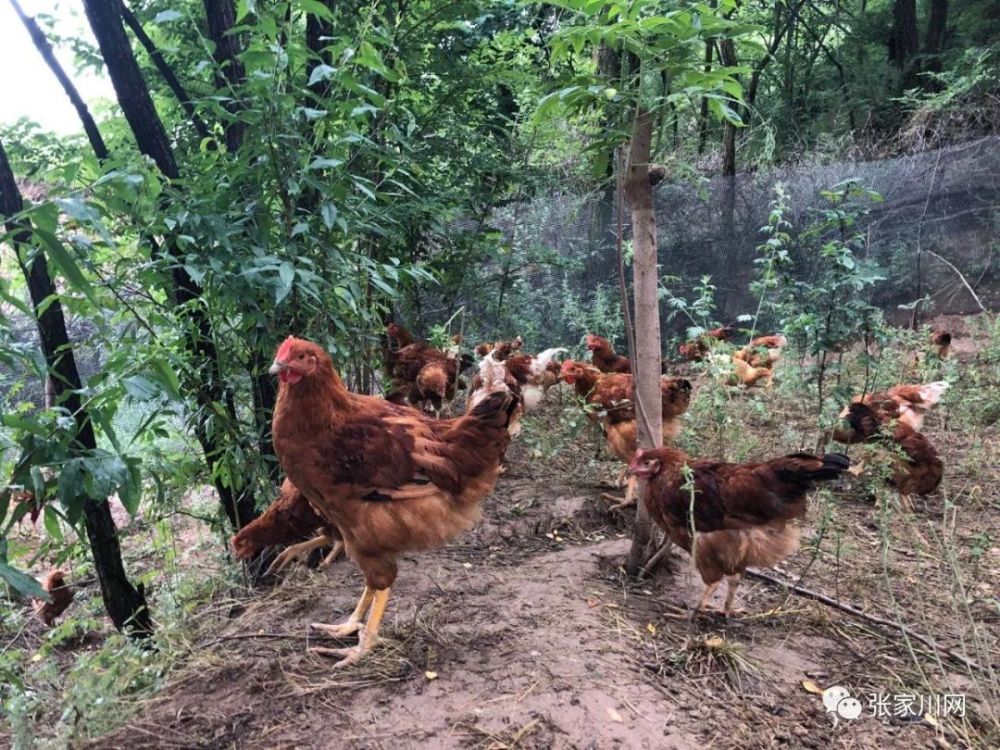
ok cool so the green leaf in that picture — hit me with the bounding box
[276,262,295,303]
[0,561,48,600]
[43,504,63,542]
[123,376,160,401]
[154,9,182,23]
[307,64,337,86]
[117,458,142,516]
[150,358,182,400]
[320,203,338,230]
[308,157,344,170]
[297,0,335,22]
[32,229,99,306]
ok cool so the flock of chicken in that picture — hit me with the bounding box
[218,323,949,666]
[23,320,950,648]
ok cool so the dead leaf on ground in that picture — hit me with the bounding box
[801,679,824,695]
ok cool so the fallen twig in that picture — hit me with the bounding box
[192,631,341,653]
[746,568,986,674]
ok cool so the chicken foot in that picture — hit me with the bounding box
[695,576,746,617]
[602,475,638,511]
[266,536,343,576]
[722,574,746,616]
[310,587,391,668]
[694,580,721,615]
[311,586,374,639]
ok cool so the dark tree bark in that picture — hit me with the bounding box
[623,106,663,577]
[0,140,152,636]
[202,0,246,151]
[923,0,948,80]
[120,1,212,140]
[889,0,920,89]
[744,0,807,115]
[9,0,109,160]
[697,40,714,155]
[305,0,335,101]
[718,38,739,311]
[82,0,258,530]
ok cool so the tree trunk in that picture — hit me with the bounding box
[889,0,920,89]
[623,107,663,576]
[696,40,714,155]
[0,140,152,636]
[923,0,948,81]
[120,0,212,140]
[718,39,739,318]
[306,0,335,101]
[82,0,257,530]
[10,0,109,160]
[202,0,246,151]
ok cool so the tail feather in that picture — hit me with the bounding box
[532,347,567,373]
[777,451,851,481]
[918,381,949,406]
[468,386,518,427]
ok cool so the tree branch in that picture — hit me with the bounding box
[119,0,212,141]
[746,568,985,674]
[9,0,109,159]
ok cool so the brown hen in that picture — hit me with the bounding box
[630,448,849,615]
[231,478,343,575]
[269,336,518,666]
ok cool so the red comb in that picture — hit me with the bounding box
[276,336,297,361]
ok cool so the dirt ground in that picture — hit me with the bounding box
[6,328,999,750]
[77,382,998,748]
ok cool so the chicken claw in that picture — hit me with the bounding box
[319,541,344,568]
[311,586,375,638]
[266,535,331,576]
[310,620,364,638]
[309,644,370,668]
[309,587,391,668]
[602,474,638,511]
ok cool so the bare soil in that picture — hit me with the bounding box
[7,340,999,750]
[80,384,998,749]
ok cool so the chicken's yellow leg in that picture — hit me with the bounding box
[723,574,746,617]
[265,535,330,575]
[695,580,721,614]
[310,586,374,638]
[311,587,392,668]
[319,541,344,568]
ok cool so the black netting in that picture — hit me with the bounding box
[424,136,998,350]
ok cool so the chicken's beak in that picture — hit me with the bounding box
[268,360,285,375]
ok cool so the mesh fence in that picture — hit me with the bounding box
[3,137,998,403]
[437,135,999,349]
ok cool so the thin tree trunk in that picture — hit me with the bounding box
[82,0,257,531]
[923,0,948,81]
[120,0,212,140]
[623,107,663,576]
[0,140,152,636]
[719,39,738,178]
[202,0,246,151]
[306,0,334,101]
[696,40,714,155]
[718,38,739,319]
[9,0,109,159]
[743,0,807,116]
[889,0,920,89]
